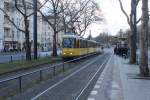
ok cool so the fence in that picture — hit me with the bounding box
[0,53,98,98]
[0,52,51,63]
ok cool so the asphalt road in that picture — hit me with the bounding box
[10,52,111,100]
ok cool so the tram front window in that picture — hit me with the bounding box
[63,38,75,48]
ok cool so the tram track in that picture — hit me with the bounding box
[0,53,102,99]
[29,53,111,100]
[2,52,111,100]
[75,54,113,100]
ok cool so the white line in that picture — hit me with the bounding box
[91,90,98,95]
[94,85,100,89]
[87,98,95,100]
[31,56,101,100]
[75,54,113,100]
[97,81,102,84]
[98,77,104,80]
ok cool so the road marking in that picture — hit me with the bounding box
[91,90,98,95]
[87,54,113,100]
[97,80,102,84]
[87,98,95,100]
[75,54,113,100]
[98,77,104,80]
[31,55,101,100]
[94,85,100,89]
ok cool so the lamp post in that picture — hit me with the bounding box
[33,0,37,59]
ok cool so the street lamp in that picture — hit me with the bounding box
[33,0,37,59]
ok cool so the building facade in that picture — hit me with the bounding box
[0,0,43,52]
[0,0,63,52]
[41,16,63,51]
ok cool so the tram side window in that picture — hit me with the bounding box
[76,39,80,48]
[80,40,82,48]
[80,40,83,48]
[91,42,93,48]
[86,40,88,48]
[79,40,82,48]
[87,41,89,48]
[89,42,91,48]
[83,40,86,48]
[80,40,86,48]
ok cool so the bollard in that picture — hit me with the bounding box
[53,66,56,76]
[10,55,13,62]
[21,55,24,60]
[40,70,42,81]
[19,76,22,92]
[136,55,139,65]
[63,62,65,72]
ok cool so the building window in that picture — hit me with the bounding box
[4,2,10,12]
[4,15,10,24]
[4,28,11,38]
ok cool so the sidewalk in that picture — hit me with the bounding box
[117,56,150,100]
[88,54,150,100]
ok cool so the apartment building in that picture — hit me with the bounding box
[0,0,42,52]
[41,16,63,51]
[0,0,63,52]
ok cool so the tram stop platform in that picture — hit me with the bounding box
[88,54,150,100]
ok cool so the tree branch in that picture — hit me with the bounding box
[136,17,141,24]
[38,9,54,28]
[15,0,25,16]
[118,0,130,25]
[136,0,141,6]
[0,8,25,33]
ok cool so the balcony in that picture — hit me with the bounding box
[4,0,11,3]
[4,37,13,42]
[3,19,11,28]
[3,23,11,28]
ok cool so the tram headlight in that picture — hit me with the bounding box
[63,53,66,55]
[70,53,73,55]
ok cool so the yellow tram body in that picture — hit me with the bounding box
[62,34,102,58]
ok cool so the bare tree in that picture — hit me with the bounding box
[0,0,48,60]
[38,0,71,56]
[139,0,149,76]
[118,0,141,64]
[38,0,103,56]
[39,0,94,56]
[76,1,103,37]
[62,0,103,37]
[0,0,35,60]
[63,0,93,33]
[94,32,110,44]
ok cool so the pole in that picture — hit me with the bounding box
[33,0,37,59]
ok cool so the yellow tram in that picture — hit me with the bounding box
[62,34,102,59]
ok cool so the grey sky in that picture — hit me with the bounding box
[97,0,142,36]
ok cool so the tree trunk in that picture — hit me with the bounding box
[129,27,137,64]
[52,12,58,57]
[139,0,149,76]
[129,0,137,64]
[52,31,57,56]
[25,18,31,60]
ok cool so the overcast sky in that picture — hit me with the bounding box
[86,0,142,37]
